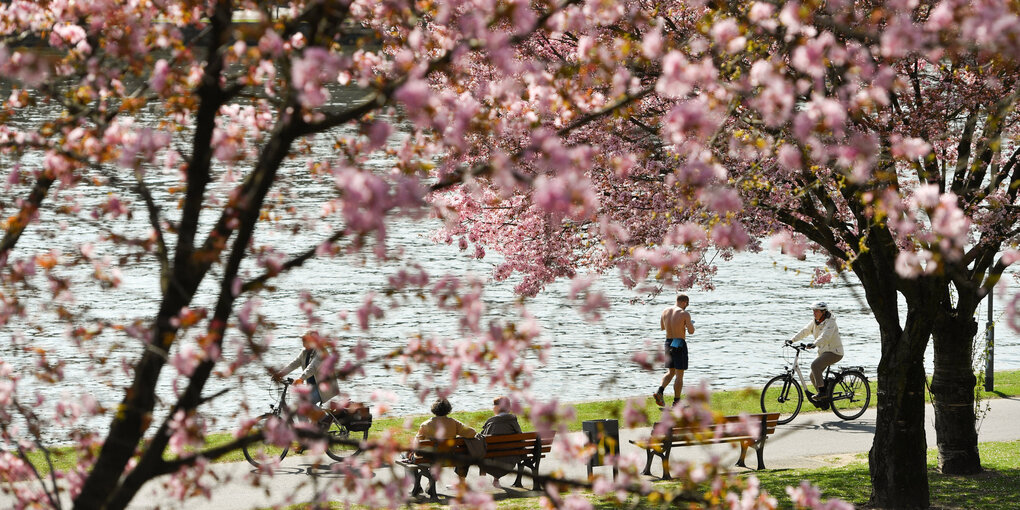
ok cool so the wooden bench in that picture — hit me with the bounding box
[397,431,555,499]
[629,413,780,479]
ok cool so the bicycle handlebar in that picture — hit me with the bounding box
[784,341,814,350]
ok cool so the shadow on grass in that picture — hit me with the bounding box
[749,441,1020,509]
[409,487,546,509]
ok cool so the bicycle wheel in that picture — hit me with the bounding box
[831,371,870,420]
[243,414,290,468]
[760,374,802,424]
[325,417,368,461]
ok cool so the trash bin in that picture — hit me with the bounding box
[582,419,619,479]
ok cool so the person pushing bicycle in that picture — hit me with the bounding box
[274,331,341,410]
[788,301,844,405]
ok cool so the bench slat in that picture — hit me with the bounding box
[403,430,557,498]
[484,446,551,457]
[631,412,781,477]
[484,432,553,444]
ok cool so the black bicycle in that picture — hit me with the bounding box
[760,341,871,424]
[243,378,372,468]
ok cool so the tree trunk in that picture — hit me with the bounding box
[930,310,981,475]
[868,318,931,509]
[849,247,933,508]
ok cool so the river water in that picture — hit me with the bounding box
[2,90,1019,444]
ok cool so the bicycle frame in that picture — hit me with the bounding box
[788,345,810,390]
[268,378,293,416]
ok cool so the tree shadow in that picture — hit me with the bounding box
[302,461,376,478]
[817,420,876,434]
[408,486,544,505]
[245,466,306,476]
[784,419,875,435]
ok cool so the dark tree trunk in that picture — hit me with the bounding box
[930,310,982,475]
[868,316,932,509]
[851,246,933,509]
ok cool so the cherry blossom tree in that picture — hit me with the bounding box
[430,0,1020,508]
[0,1,855,510]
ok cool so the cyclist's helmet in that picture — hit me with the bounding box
[811,301,828,311]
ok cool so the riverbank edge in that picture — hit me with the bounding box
[21,370,1020,473]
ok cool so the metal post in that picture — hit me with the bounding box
[985,291,994,392]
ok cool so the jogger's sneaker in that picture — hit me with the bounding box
[653,392,665,407]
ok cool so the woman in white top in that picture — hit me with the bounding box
[790,301,844,401]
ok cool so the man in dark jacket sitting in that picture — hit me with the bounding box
[479,396,523,488]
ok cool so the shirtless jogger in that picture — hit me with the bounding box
[654,294,695,407]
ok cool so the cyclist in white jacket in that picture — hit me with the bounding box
[790,301,844,402]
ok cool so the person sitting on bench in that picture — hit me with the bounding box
[479,396,522,488]
[415,398,477,482]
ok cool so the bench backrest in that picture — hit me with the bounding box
[656,413,780,445]
[483,431,554,458]
[414,431,555,460]
[415,437,465,452]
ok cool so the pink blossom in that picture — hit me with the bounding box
[812,268,834,286]
[150,59,170,93]
[881,15,926,58]
[258,30,284,56]
[890,134,931,159]
[777,144,803,172]
[704,187,742,214]
[1007,294,1020,333]
[710,19,746,54]
[365,121,392,151]
[291,47,343,108]
[642,23,663,58]
[395,78,431,112]
[533,171,599,221]
[237,298,261,336]
[167,409,203,455]
[262,415,294,447]
[356,292,383,330]
[792,32,834,78]
[576,35,595,59]
[710,223,750,249]
[931,193,970,243]
[621,399,650,428]
[0,380,15,407]
[912,184,941,210]
[669,223,708,246]
[559,494,594,510]
[895,250,935,278]
[656,51,693,98]
[779,1,805,32]
[171,343,200,376]
[927,2,956,30]
[49,23,87,49]
[770,231,808,260]
[1000,250,1020,266]
[749,3,777,24]
[802,94,848,137]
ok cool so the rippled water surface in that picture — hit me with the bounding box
[3,89,1018,443]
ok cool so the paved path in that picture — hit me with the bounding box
[9,398,1020,509]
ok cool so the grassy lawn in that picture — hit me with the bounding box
[391,440,1020,510]
[285,440,1020,509]
[743,440,1020,510]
